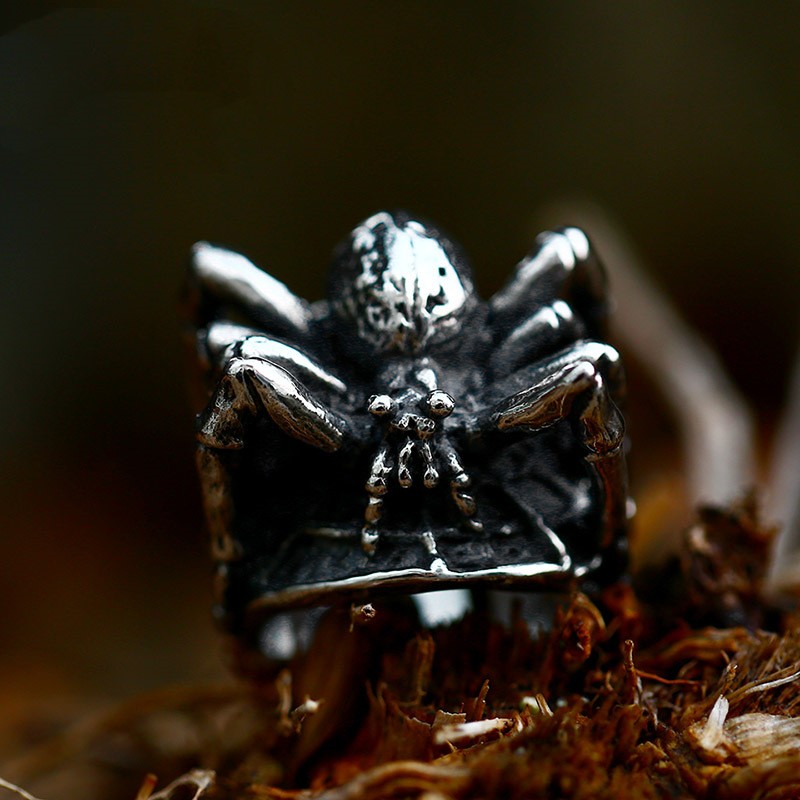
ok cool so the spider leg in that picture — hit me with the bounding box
[418,441,439,488]
[204,322,347,395]
[365,440,395,498]
[362,442,394,553]
[196,444,238,562]
[187,242,312,339]
[489,300,585,374]
[197,357,356,618]
[489,227,608,339]
[480,341,627,549]
[397,436,415,488]
[195,444,245,620]
[198,356,349,452]
[437,437,483,532]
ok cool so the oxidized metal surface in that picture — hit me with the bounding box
[184,211,629,641]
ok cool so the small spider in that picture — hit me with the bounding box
[185,211,629,642]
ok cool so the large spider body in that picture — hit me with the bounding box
[186,211,629,640]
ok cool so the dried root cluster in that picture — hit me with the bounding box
[4,500,800,800]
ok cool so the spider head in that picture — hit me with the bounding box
[329,211,477,357]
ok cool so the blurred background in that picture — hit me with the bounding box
[2,0,799,758]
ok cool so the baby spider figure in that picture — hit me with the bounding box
[185,211,628,647]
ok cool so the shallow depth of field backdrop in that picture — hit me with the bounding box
[1,1,799,742]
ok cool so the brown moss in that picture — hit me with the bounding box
[6,500,800,800]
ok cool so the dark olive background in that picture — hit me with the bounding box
[2,2,799,721]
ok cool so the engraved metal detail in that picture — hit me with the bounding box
[184,211,629,642]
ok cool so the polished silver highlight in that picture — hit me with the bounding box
[247,557,574,615]
[207,322,347,394]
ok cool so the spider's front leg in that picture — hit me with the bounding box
[361,388,481,553]
[478,341,627,552]
[196,342,355,569]
[198,355,350,453]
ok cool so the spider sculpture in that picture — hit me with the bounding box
[185,211,629,644]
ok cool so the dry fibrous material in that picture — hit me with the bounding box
[4,499,800,800]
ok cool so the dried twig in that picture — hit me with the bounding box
[768,331,800,586]
[0,777,45,800]
[149,770,215,800]
[538,203,757,508]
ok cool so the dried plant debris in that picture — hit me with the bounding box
[5,501,800,800]
[635,494,778,629]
